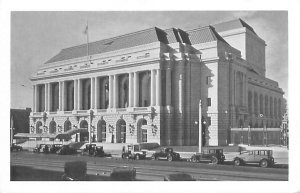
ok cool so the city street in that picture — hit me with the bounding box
[11,151,288,181]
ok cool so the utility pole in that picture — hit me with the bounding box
[199,100,202,153]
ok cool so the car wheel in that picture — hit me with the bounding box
[191,156,197,163]
[135,154,140,160]
[260,159,268,168]
[167,155,173,162]
[234,158,241,166]
[211,156,218,164]
[151,155,156,160]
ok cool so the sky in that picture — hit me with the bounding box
[10,11,288,109]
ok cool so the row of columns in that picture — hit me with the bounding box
[33,68,165,112]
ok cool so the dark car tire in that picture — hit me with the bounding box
[234,158,241,166]
[167,155,173,162]
[151,155,156,160]
[260,159,268,168]
[211,156,218,164]
[191,156,197,163]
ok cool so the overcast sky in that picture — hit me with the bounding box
[10,11,288,109]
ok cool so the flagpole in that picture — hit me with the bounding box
[86,21,89,63]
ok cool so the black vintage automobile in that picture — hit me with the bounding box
[190,148,225,164]
[49,144,63,153]
[33,144,50,153]
[56,145,77,155]
[81,144,111,157]
[10,143,23,152]
[151,147,180,161]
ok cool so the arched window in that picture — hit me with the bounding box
[116,119,126,143]
[137,119,147,143]
[49,121,56,134]
[36,121,43,134]
[97,120,106,142]
[64,120,71,132]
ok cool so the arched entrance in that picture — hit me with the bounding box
[116,119,126,143]
[64,120,72,132]
[49,121,56,134]
[36,121,43,134]
[137,119,147,143]
[80,120,89,142]
[97,120,106,142]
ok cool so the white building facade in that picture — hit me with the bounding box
[30,19,284,146]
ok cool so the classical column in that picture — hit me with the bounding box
[150,69,156,106]
[113,74,119,108]
[95,77,99,109]
[156,69,161,106]
[44,84,48,112]
[128,72,133,107]
[77,79,81,110]
[91,77,95,109]
[61,81,65,111]
[33,85,36,112]
[73,80,78,110]
[35,85,39,112]
[109,75,113,108]
[166,63,172,106]
[133,72,139,107]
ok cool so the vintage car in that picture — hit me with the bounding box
[121,144,147,160]
[233,149,275,168]
[164,173,195,181]
[81,144,111,157]
[151,147,180,161]
[33,144,50,153]
[10,143,23,151]
[56,145,77,155]
[61,161,87,181]
[190,148,225,164]
[110,166,136,181]
[49,144,63,153]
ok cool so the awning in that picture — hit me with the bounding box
[55,128,88,140]
[14,133,56,138]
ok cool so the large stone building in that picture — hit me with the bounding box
[29,18,284,146]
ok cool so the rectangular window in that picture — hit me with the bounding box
[206,76,211,85]
[207,98,211,107]
[206,117,211,126]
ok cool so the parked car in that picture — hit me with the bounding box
[233,150,275,168]
[49,144,63,153]
[33,144,50,153]
[110,166,136,181]
[151,147,180,161]
[121,144,147,160]
[164,173,195,181]
[56,145,77,155]
[81,144,111,157]
[190,148,225,164]
[10,143,23,152]
[61,161,87,181]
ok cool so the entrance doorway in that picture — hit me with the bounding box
[137,119,147,143]
[97,120,106,142]
[116,119,126,143]
[79,120,89,142]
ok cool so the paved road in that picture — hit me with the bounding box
[10,151,288,181]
